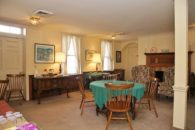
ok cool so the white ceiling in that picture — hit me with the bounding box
[0,0,195,40]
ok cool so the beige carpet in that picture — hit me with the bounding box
[10,92,195,130]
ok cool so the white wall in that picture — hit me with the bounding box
[114,40,138,80]
[24,26,103,100]
[189,28,195,72]
[137,29,195,72]
[138,32,175,65]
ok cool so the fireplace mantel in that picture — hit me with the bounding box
[145,51,193,67]
[145,52,174,67]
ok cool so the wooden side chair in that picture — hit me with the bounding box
[136,77,158,118]
[75,76,94,116]
[0,79,9,100]
[6,74,25,102]
[105,83,134,130]
[103,74,119,80]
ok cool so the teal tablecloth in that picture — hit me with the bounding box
[89,80,145,109]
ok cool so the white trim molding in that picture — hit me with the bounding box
[173,85,189,92]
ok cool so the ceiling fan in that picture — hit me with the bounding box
[111,32,126,39]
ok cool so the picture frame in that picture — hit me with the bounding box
[85,50,96,61]
[116,51,121,63]
[34,43,55,64]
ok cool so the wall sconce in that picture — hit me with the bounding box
[30,16,40,25]
[55,52,65,74]
[92,53,101,71]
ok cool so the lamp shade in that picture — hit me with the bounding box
[55,52,65,63]
[92,53,101,63]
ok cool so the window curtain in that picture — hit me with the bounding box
[62,35,81,74]
[101,40,114,71]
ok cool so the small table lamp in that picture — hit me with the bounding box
[55,52,65,74]
[92,53,101,71]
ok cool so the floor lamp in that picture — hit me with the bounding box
[92,53,101,71]
[55,52,65,74]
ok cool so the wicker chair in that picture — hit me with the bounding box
[105,83,134,130]
[6,74,25,101]
[158,67,174,97]
[131,65,151,88]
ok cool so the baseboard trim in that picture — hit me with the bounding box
[171,126,188,130]
[171,127,182,130]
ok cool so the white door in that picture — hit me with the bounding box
[122,43,138,80]
[0,36,23,79]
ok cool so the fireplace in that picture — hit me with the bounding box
[155,71,164,82]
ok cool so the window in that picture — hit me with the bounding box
[0,24,26,36]
[101,40,113,71]
[62,35,81,74]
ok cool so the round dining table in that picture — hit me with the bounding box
[89,80,145,119]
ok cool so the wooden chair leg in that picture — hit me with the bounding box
[81,100,85,116]
[67,89,69,98]
[7,91,11,102]
[126,112,133,130]
[135,101,141,114]
[37,91,41,104]
[106,111,112,130]
[107,110,110,121]
[148,99,151,111]
[96,106,99,116]
[5,92,9,101]
[80,99,84,109]
[151,99,158,118]
[20,90,25,100]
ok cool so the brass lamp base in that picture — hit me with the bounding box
[59,63,62,74]
[96,63,99,71]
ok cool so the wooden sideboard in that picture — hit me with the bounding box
[29,74,82,104]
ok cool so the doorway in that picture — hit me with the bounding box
[0,36,24,79]
[122,43,138,80]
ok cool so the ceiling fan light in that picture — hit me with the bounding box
[30,16,40,25]
[111,36,116,40]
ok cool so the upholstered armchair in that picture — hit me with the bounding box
[158,67,174,97]
[131,65,151,88]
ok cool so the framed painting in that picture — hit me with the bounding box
[85,50,96,61]
[34,43,55,63]
[116,51,121,63]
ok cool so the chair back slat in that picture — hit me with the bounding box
[7,74,25,91]
[0,79,9,99]
[105,83,134,109]
[104,74,119,80]
[148,77,158,98]
[75,76,85,97]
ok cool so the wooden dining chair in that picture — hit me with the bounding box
[103,73,119,80]
[6,74,25,102]
[75,76,94,116]
[136,77,158,117]
[105,83,134,130]
[0,79,9,100]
